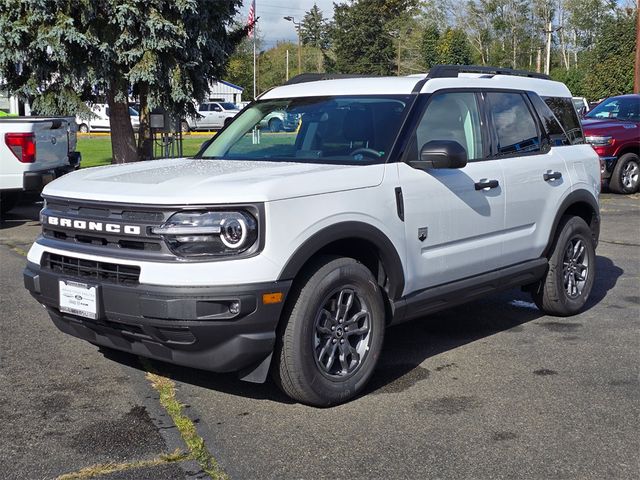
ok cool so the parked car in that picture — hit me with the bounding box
[24,66,600,406]
[582,94,640,194]
[0,116,80,216]
[182,102,240,131]
[259,110,300,132]
[76,104,140,133]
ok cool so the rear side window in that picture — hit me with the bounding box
[542,97,584,144]
[528,93,570,146]
[486,92,540,155]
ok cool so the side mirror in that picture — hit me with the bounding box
[409,140,468,170]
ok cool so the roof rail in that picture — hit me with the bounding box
[284,73,375,85]
[428,65,550,80]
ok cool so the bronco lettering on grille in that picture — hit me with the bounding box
[46,216,141,235]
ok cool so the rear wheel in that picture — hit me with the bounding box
[223,117,232,127]
[78,123,89,133]
[273,256,386,407]
[532,216,596,316]
[180,121,190,133]
[609,153,640,194]
[268,118,283,132]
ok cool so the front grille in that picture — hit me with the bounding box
[41,197,175,259]
[43,252,140,285]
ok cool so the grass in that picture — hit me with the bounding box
[142,359,229,480]
[77,135,212,168]
[56,450,187,480]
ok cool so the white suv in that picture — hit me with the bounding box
[24,66,600,406]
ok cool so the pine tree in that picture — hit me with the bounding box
[0,1,246,163]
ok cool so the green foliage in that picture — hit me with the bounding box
[436,29,473,65]
[332,0,396,75]
[300,4,331,50]
[550,66,587,96]
[421,25,440,69]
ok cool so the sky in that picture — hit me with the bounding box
[237,1,336,49]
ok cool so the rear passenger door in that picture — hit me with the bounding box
[398,91,506,293]
[486,91,571,265]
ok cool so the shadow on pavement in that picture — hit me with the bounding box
[93,256,624,405]
[0,194,42,229]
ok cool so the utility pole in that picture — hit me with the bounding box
[286,49,289,81]
[397,36,401,76]
[543,22,562,76]
[284,16,302,75]
[635,1,640,93]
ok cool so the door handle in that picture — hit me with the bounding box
[474,179,500,190]
[543,171,562,181]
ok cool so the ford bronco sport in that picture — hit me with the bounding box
[24,66,600,406]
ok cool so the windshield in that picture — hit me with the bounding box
[219,102,239,110]
[200,96,411,164]
[585,96,640,121]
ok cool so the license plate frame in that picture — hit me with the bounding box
[59,279,98,319]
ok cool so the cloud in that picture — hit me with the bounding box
[238,1,335,48]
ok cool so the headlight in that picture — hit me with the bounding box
[585,135,613,146]
[153,210,259,257]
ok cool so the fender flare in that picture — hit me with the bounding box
[277,221,405,300]
[543,189,600,257]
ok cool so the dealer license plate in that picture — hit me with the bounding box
[59,280,98,319]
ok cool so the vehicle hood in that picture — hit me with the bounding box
[581,118,639,133]
[43,158,385,204]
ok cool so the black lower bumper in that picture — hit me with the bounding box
[24,261,291,379]
[23,155,80,192]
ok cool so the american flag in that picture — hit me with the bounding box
[247,0,256,38]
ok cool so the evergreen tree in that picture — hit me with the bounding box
[421,25,441,69]
[300,4,331,50]
[332,0,416,75]
[437,29,473,65]
[0,1,245,163]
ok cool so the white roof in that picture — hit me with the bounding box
[261,72,571,100]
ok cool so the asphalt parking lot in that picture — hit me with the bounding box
[0,193,638,479]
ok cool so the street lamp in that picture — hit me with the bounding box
[284,16,302,75]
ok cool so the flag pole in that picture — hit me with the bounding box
[252,1,257,100]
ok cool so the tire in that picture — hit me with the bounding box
[78,123,89,133]
[223,117,232,127]
[609,153,640,194]
[181,121,190,133]
[532,216,596,316]
[272,256,386,407]
[268,118,283,132]
[0,191,20,216]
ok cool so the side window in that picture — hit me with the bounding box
[198,104,209,112]
[528,93,569,146]
[486,92,540,155]
[542,97,585,144]
[409,92,484,162]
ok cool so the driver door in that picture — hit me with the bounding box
[398,91,506,294]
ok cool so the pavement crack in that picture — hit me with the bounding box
[0,241,28,257]
[141,357,229,480]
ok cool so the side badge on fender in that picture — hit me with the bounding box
[418,227,428,242]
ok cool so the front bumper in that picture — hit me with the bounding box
[24,261,291,378]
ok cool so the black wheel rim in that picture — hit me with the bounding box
[563,237,589,298]
[313,287,372,379]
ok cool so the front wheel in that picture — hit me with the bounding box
[609,153,640,194]
[273,256,386,406]
[532,216,596,316]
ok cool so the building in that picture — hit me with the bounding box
[208,80,243,105]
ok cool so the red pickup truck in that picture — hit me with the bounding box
[581,94,640,194]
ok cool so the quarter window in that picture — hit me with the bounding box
[543,97,585,144]
[486,92,540,155]
[410,92,484,162]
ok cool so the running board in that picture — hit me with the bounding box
[391,258,548,325]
